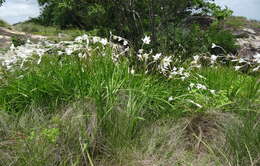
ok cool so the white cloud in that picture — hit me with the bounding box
[0,0,40,24]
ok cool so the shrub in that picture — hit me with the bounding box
[207,24,239,53]
[11,35,26,47]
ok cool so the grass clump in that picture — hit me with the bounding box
[223,16,260,30]
[225,114,260,166]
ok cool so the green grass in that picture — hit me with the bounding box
[224,16,260,30]
[225,114,260,166]
[0,49,259,165]
[0,19,10,28]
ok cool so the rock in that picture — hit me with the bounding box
[235,27,260,58]
[250,41,260,50]
[184,16,216,29]
[233,31,250,38]
[243,28,256,34]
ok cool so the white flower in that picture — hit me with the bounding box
[142,36,151,45]
[210,90,216,95]
[211,43,217,49]
[253,66,260,72]
[75,36,83,42]
[124,47,130,52]
[190,83,195,88]
[92,36,100,43]
[100,38,108,45]
[10,44,15,51]
[65,48,73,55]
[138,49,144,54]
[196,83,207,90]
[81,34,89,40]
[153,53,162,61]
[58,51,64,55]
[210,55,218,62]
[183,72,190,78]
[194,64,202,68]
[234,66,242,71]
[170,71,178,75]
[239,58,246,63]
[253,53,260,59]
[168,96,174,102]
[130,68,135,75]
[193,55,200,62]
[137,54,143,60]
[178,67,184,74]
[143,53,149,60]
[162,56,172,68]
[253,53,260,63]
[123,40,128,46]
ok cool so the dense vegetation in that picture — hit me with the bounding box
[34,0,233,51]
[0,0,259,166]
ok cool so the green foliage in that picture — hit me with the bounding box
[0,0,4,6]
[223,16,260,30]
[158,24,209,60]
[207,24,239,53]
[205,2,233,20]
[0,19,9,28]
[36,0,231,48]
[198,67,260,113]
[157,23,238,60]
[11,35,26,47]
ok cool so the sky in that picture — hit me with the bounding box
[215,0,260,21]
[0,0,259,24]
[0,0,40,24]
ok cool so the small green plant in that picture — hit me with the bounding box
[41,128,60,143]
[11,35,26,47]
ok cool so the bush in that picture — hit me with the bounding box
[157,23,238,61]
[207,24,239,53]
[11,35,26,47]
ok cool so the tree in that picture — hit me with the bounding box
[37,0,225,37]
[18,0,233,50]
[0,0,5,6]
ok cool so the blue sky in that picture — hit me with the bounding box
[0,0,259,24]
[215,0,260,21]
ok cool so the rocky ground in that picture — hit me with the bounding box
[234,27,260,57]
[0,27,46,49]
